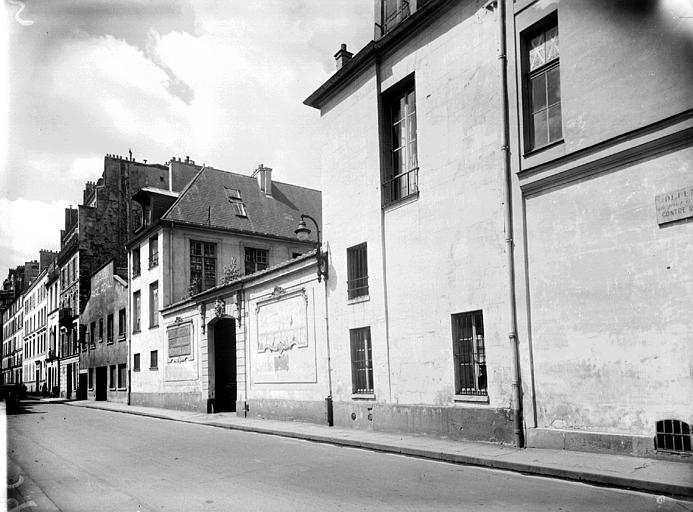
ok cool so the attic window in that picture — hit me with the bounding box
[225,188,247,217]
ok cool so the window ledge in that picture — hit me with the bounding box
[454,394,489,404]
[133,368,140,372]
[149,325,160,330]
[106,340,114,345]
[118,336,126,342]
[383,191,420,212]
[149,367,158,371]
[523,138,564,157]
[352,393,376,400]
[117,387,127,391]
[347,295,370,305]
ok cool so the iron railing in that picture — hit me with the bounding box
[382,167,419,206]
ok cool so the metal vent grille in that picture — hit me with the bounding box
[655,419,691,453]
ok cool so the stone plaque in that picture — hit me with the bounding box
[257,294,308,354]
[168,322,192,357]
[656,185,693,225]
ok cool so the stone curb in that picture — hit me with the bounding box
[66,402,693,499]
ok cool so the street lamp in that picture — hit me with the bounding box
[295,214,328,282]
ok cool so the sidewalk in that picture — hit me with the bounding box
[65,399,692,499]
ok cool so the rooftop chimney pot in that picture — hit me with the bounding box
[334,43,353,70]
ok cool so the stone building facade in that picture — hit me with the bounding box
[80,260,129,403]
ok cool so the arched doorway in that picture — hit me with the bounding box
[209,317,236,412]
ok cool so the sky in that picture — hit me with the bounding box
[0,0,372,275]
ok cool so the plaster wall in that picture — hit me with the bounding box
[319,2,514,440]
[524,146,693,437]
[244,264,328,422]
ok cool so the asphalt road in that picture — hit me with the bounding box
[6,401,692,512]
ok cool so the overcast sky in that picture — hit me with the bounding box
[0,0,372,275]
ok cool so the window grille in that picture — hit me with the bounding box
[452,311,487,396]
[350,327,373,394]
[655,420,692,453]
[347,243,369,299]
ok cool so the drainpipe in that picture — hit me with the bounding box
[323,267,334,426]
[496,0,524,447]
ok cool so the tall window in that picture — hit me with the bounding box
[98,318,103,342]
[149,282,159,328]
[89,322,96,348]
[149,236,159,268]
[452,311,487,396]
[117,364,127,389]
[109,365,116,390]
[132,247,141,278]
[118,308,126,338]
[383,79,418,205]
[190,241,217,293]
[347,243,369,299]
[133,353,140,371]
[150,350,158,370]
[526,21,561,150]
[133,291,141,333]
[381,0,410,34]
[350,327,373,395]
[107,314,113,342]
[244,247,269,275]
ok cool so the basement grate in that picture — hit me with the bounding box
[655,419,692,454]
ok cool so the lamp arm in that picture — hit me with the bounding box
[300,214,321,247]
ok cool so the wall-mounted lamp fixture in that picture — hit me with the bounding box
[295,214,328,282]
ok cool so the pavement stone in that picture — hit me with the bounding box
[62,399,693,499]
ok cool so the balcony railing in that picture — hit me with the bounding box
[149,253,159,269]
[382,167,419,206]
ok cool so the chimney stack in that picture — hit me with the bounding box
[253,164,273,196]
[334,43,353,70]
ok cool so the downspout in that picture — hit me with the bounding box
[496,0,524,447]
[323,260,333,426]
[126,248,131,405]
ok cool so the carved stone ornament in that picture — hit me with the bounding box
[214,297,226,317]
[271,286,285,297]
[199,303,206,334]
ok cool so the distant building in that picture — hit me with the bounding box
[22,269,48,393]
[80,260,128,403]
[57,153,200,398]
[2,295,24,385]
[128,163,321,411]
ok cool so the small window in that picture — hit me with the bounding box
[149,236,159,269]
[382,78,418,205]
[452,311,487,396]
[150,350,158,370]
[90,322,96,348]
[149,281,159,328]
[347,243,369,300]
[655,420,692,453]
[133,291,141,333]
[350,327,373,395]
[88,368,93,389]
[244,247,269,275]
[118,308,126,338]
[225,188,247,217]
[109,365,116,389]
[525,19,562,150]
[117,364,127,389]
[133,353,140,372]
[132,247,141,277]
[107,313,114,343]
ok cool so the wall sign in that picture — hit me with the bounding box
[168,322,192,358]
[656,185,693,225]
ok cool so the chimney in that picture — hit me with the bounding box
[253,164,273,196]
[334,43,353,70]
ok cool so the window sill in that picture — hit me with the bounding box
[149,367,158,371]
[382,191,419,212]
[106,340,113,345]
[149,325,159,330]
[352,393,375,400]
[132,329,141,335]
[133,368,140,372]
[118,335,126,342]
[347,295,370,305]
[117,387,127,391]
[454,394,489,404]
[523,138,564,157]
[109,387,116,391]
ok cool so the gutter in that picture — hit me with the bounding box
[495,0,524,447]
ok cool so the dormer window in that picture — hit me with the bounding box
[225,188,247,217]
[379,0,411,36]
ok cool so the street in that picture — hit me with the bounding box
[7,401,692,512]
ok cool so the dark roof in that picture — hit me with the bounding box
[162,167,321,242]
